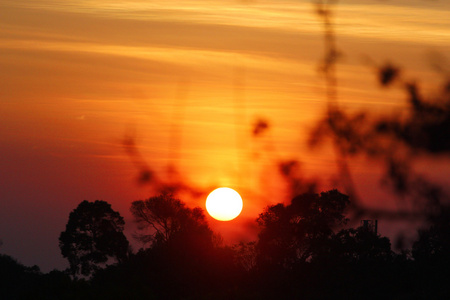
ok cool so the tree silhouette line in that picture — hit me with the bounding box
[1,189,449,299]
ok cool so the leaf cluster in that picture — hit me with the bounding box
[256,189,349,267]
[59,200,129,277]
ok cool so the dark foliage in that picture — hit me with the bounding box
[0,254,89,299]
[4,192,450,298]
[252,118,269,136]
[413,208,450,265]
[130,193,215,248]
[256,190,349,267]
[313,225,393,264]
[59,200,129,277]
[86,193,242,299]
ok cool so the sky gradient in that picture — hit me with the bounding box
[1,0,449,272]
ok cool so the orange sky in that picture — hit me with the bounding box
[1,0,449,271]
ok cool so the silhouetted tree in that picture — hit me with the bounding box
[59,200,129,277]
[412,208,450,265]
[0,254,91,299]
[315,225,393,264]
[87,194,240,299]
[0,254,40,299]
[408,208,450,298]
[130,193,215,248]
[233,241,257,271]
[256,189,349,268]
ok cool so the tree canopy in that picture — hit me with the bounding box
[256,189,350,267]
[6,191,450,298]
[59,200,129,277]
[130,193,215,248]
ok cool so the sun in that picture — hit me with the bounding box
[206,187,243,221]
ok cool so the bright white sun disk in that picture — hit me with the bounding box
[206,187,243,221]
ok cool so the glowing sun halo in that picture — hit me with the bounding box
[206,187,243,221]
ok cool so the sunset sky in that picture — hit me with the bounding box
[1,0,449,272]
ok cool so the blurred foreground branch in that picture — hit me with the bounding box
[311,0,450,230]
